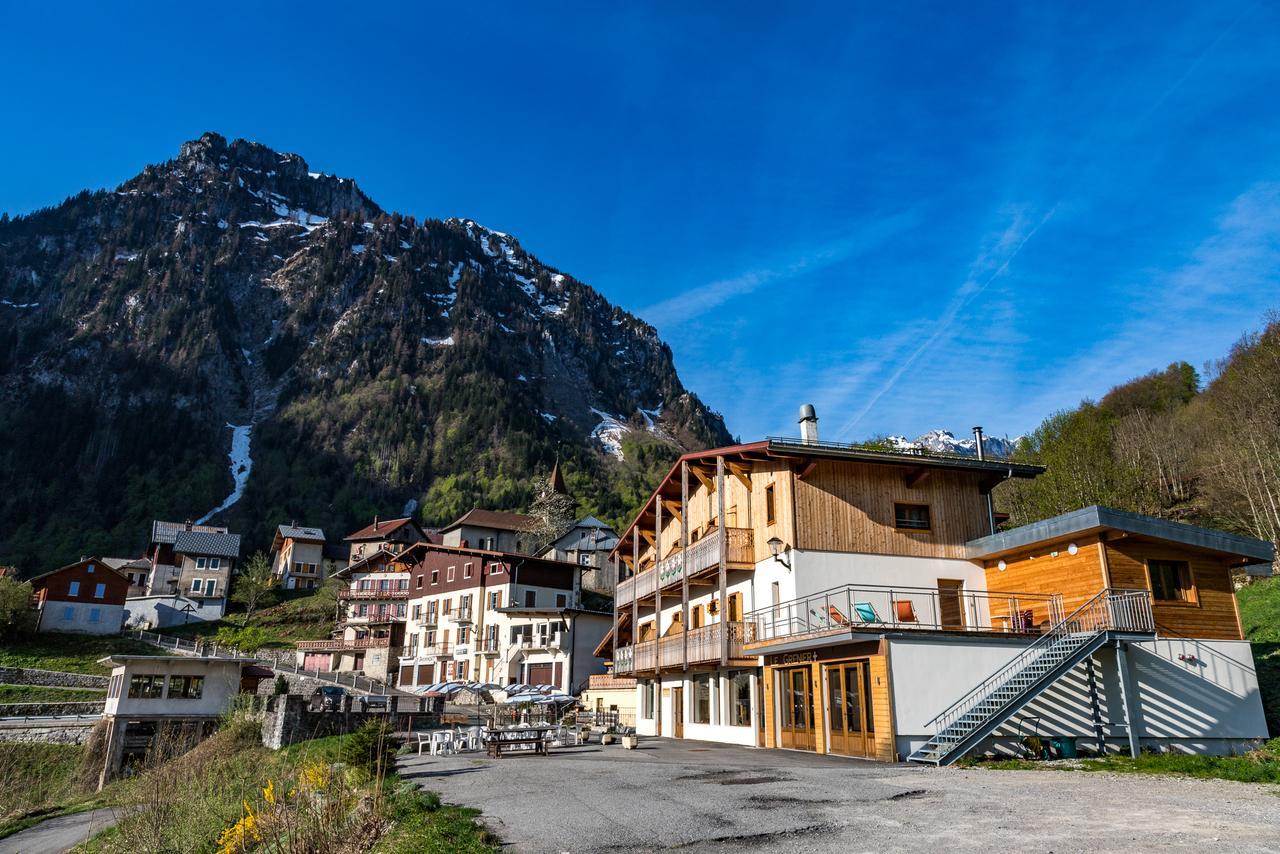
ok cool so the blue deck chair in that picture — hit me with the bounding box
[853,601,881,623]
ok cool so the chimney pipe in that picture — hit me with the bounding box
[799,404,819,445]
[974,426,996,534]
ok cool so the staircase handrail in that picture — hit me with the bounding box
[924,588,1152,732]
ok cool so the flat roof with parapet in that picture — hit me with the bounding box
[97,655,260,666]
[965,504,1275,567]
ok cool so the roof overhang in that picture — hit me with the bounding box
[966,505,1276,565]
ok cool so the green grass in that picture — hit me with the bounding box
[0,742,104,839]
[962,738,1280,784]
[375,789,499,854]
[1238,576,1280,737]
[0,633,158,675]
[0,685,105,704]
[163,585,339,647]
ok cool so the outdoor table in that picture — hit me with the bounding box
[484,724,554,758]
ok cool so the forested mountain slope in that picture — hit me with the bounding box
[999,314,1280,554]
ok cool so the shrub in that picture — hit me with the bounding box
[273,674,289,695]
[339,719,400,781]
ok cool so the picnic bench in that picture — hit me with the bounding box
[485,725,552,758]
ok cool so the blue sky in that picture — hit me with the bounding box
[4,3,1280,443]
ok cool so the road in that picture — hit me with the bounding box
[0,809,118,854]
[399,737,1280,853]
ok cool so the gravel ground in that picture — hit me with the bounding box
[398,737,1280,853]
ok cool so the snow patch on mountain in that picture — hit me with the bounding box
[590,409,628,460]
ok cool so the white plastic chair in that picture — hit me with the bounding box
[429,731,456,756]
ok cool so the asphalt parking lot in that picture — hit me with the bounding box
[397,737,1280,853]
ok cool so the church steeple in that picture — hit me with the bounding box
[549,457,568,496]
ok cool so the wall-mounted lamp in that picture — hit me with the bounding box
[767,536,791,569]
[997,560,1007,572]
[1067,543,1079,556]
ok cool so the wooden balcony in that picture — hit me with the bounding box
[296,636,391,652]
[340,587,410,600]
[616,528,754,608]
[613,621,755,674]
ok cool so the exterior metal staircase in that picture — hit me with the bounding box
[907,589,1155,766]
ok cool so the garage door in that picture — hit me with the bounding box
[303,652,331,671]
[526,663,553,686]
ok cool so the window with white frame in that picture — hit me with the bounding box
[447,565,455,582]
[196,557,207,569]
[641,681,655,719]
[204,579,216,596]
[210,558,221,570]
[464,562,473,579]
[578,553,592,565]
[191,578,203,593]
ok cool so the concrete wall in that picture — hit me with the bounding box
[888,635,1268,758]
[124,595,225,628]
[38,601,125,634]
[105,659,243,718]
[0,701,104,716]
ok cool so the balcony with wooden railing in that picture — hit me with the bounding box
[616,528,754,608]
[339,587,411,600]
[613,621,755,675]
[296,636,392,652]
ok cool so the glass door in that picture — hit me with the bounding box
[778,666,816,750]
[825,661,873,757]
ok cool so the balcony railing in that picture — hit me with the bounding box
[515,633,566,652]
[613,621,753,674]
[343,609,405,624]
[478,638,501,656]
[616,528,754,607]
[340,587,410,599]
[296,636,391,651]
[744,583,1063,649]
[447,607,474,624]
[399,643,452,661]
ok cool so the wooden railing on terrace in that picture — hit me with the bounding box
[340,587,411,599]
[616,528,753,607]
[613,621,754,674]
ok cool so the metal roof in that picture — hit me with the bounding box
[173,530,242,559]
[276,524,325,541]
[150,519,228,545]
[965,505,1275,563]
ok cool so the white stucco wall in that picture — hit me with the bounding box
[889,635,1268,757]
[39,601,124,634]
[642,672,760,746]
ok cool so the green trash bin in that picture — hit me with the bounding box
[1050,736,1078,758]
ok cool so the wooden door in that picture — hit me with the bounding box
[672,687,684,738]
[825,661,872,757]
[938,579,965,629]
[527,663,553,685]
[778,667,816,750]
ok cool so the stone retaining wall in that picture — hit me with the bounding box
[0,718,97,744]
[259,694,431,750]
[0,666,109,689]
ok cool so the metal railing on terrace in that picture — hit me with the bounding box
[613,621,753,674]
[130,629,394,695]
[399,643,452,660]
[745,583,1063,648]
[616,528,754,607]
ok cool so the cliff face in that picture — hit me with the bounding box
[0,132,731,569]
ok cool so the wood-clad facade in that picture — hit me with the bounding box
[978,533,1245,641]
[793,461,992,558]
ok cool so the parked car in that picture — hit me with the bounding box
[359,694,390,711]
[309,685,346,711]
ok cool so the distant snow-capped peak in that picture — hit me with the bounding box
[885,429,1020,458]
